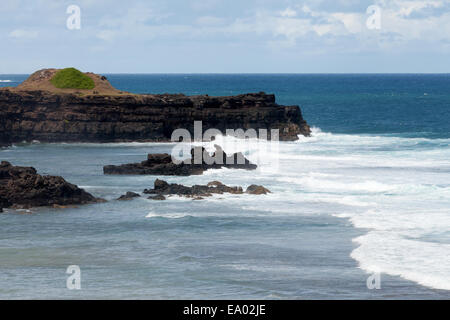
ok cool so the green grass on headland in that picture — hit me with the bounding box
[50,68,95,90]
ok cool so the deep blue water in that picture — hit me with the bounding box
[110,74,450,138]
[0,74,449,299]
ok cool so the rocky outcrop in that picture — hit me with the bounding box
[104,145,257,176]
[143,179,270,200]
[0,161,101,209]
[116,191,140,201]
[0,70,310,146]
[148,194,166,201]
[246,185,271,195]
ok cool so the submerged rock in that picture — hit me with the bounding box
[103,145,257,176]
[143,179,269,200]
[246,185,271,195]
[148,194,166,201]
[0,161,101,209]
[117,191,141,201]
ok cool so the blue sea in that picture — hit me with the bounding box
[0,74,449,299]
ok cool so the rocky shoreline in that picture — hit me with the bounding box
[0,158,272,211]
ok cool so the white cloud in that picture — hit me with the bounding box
[279,8,297,18]
[23,0,448,54]
[386,0,445,17]
[331,12,364,34]
[1,0,450,73]
[230,1,450,46]
[375,0,450,41]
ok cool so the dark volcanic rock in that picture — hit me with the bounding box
[143,179,270,200]
[0,161,100,209]
[104,145,257,176]
[246,185,271,195]
[117,191,140,201]
[148,194,166,201]
[0,75,310,146]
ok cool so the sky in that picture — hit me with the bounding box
[1,0,450,73]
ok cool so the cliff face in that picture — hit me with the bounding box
[0,84,310,145]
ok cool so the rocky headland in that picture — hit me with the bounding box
[0,68,310,146]
[104,145,257,176]
[0,161,102,210]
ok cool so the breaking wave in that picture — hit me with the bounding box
[214,127,450,290]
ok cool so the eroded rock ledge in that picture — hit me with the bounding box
[0,69,310,146]
[144,179,271,200]
[0,161,101,210]
[104,146,257,176]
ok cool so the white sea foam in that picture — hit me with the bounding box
[351,232,450,290]
[145,211,190,219]
[300,129,450,290]
[211,127,450,291]
[278,176,396,193]
[0,80,13,83]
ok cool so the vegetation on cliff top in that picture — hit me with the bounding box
[50,68,95,90]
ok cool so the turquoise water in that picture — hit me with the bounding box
[0,75,449,299]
